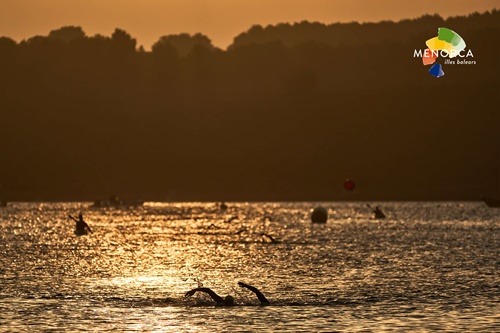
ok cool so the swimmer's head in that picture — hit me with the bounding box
[78,213,83,220]
[223,295,234,305]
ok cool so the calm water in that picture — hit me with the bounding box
[0,202,498,332]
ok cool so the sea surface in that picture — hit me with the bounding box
[0,202,498,332]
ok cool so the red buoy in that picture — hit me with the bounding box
[344,178,355,191]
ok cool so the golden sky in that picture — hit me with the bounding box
[1,0,499,49]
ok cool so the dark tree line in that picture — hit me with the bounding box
[0,10,498,201]
[231,10,500,49]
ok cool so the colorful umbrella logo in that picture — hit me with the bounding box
[421,28,466,78]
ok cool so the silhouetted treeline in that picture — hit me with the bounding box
[231,10,500,48]
[0,11,498,201]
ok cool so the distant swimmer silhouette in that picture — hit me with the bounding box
[367,204,386,219]
[185,282,270,306]
[69,213,92,235]
[374,206,386,219]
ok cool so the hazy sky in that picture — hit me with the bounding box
[1,0,499,49]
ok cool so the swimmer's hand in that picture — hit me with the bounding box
[238,282,250,289]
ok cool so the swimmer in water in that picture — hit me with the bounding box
[69,213,92,234]
[184,282,270,306]
[367,204,386,219]
[373,206,386,219]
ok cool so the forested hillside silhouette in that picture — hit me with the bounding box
[0,10,498,201]
[231,10,500,48]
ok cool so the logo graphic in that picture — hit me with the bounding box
[416,27,474,78]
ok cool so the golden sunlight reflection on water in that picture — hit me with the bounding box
[0,202,498,332]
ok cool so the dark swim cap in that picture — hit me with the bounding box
[224,295,234,305]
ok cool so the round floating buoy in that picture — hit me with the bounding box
[311,206,328,223]
[344,178,356,191]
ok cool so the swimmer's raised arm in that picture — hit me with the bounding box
[185,288,224,304]
[238,282,270,305]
